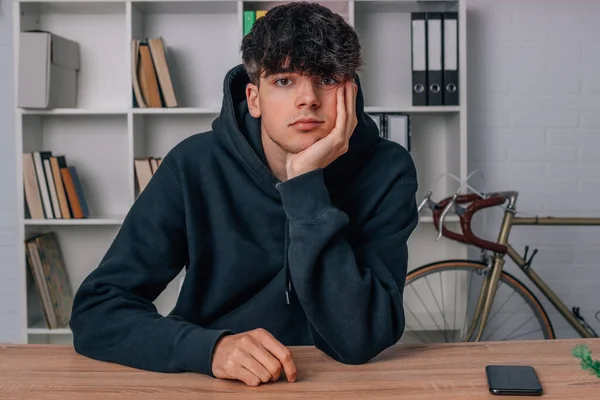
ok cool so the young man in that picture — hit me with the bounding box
[70,1,418,388]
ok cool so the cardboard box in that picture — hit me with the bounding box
[18,31,80,109]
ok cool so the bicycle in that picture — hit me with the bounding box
[402,184,600,344]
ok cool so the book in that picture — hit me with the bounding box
[50,156,71,219]
[134,157,154,195]
[148,37,178,108]
[25,232,73,329]
[138,42,162,108]
[60,165,90,219]
[244,11,256,36]
[131,39,147,108]
[43,158,62,219]
[135,156,162,196]
[33,151,54,219]
[26,240,57,328]
[22,152,44,219]
[68,167,90,218]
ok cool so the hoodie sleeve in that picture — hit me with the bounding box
[275,159,418,365]
[69,156,232,377]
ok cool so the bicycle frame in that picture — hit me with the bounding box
[469,211,600,341]
[428,190,600,341]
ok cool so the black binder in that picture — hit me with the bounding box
[442,12,459,105]
[411,13,427,106]
[426,12,443,106]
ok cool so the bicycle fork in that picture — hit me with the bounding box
[463,255,505,342]
[463,201,516,342]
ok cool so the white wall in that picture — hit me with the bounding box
[467,0,600,337]
[0,0,599,340]
[0,0,21,343]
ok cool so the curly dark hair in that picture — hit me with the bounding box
[240,1,363,86]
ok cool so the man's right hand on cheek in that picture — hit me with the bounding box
[211,328,298,387]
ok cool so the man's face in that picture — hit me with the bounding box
[246,70,345,154]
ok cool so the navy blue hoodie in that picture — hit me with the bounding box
[70,64,419,377]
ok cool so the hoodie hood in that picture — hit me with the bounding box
[212,64,381,195]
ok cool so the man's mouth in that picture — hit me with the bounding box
[290,118,324,131]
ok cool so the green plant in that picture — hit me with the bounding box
[572,344,600,378]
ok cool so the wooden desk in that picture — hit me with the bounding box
[1,338,598,399]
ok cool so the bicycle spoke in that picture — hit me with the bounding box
[462,270,475,339]
[410,284,444,332]
[453,270,457,342]
[504,328,543,341]
[500,314,537,341]
[404,304,435,343]
[483,297,528,342]
[438,272,449,342]
[485,282,516,327]
[424,275,450,341]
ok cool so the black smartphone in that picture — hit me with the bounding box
[486,365,543,396]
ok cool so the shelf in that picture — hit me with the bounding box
[20,108,222,116]
[354,0,459,14]
[19,108,128,116]
[131,1,241,109]
[132,107,221,115]
[132,113,213,166]
[364,106,461,114]
[244,1,350,22]
[133,1,238,14]
[15,0,469,345]
[22,114,132,218]
[19,1,128,109]
[24,218,124,226]
[27,328,72,335]
[419,215,460,223]
[19,1,125,15]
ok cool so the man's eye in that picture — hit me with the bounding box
[276,78,292,86]
[321,77,338,85]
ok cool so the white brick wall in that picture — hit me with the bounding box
[468,0,600,338]
[0,0,21,343]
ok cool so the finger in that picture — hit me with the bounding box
[345,80,353,117]
[236,365,262,387]
[240,351,273,384]
[352,80,358,109]
[245,339,282,382]
[345,81,357,139]
[253,330,298,382]
[334,85,346,137]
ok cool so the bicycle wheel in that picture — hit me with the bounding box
[401,260,554,343]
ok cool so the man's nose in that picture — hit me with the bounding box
[295,81,320,109]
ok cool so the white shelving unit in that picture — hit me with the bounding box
[13,0,468,344]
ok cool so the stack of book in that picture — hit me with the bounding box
[23,151,90,220]
[132,36,178,108]
[244,9,268,35]
[135,156,162,195]
[25,231,73,329]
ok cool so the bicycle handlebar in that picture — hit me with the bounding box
[427,192,510,254]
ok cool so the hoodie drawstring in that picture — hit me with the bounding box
[284,218,292,305]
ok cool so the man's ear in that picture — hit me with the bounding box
[246,82,261,118]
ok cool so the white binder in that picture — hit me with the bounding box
[385,114,410,151]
